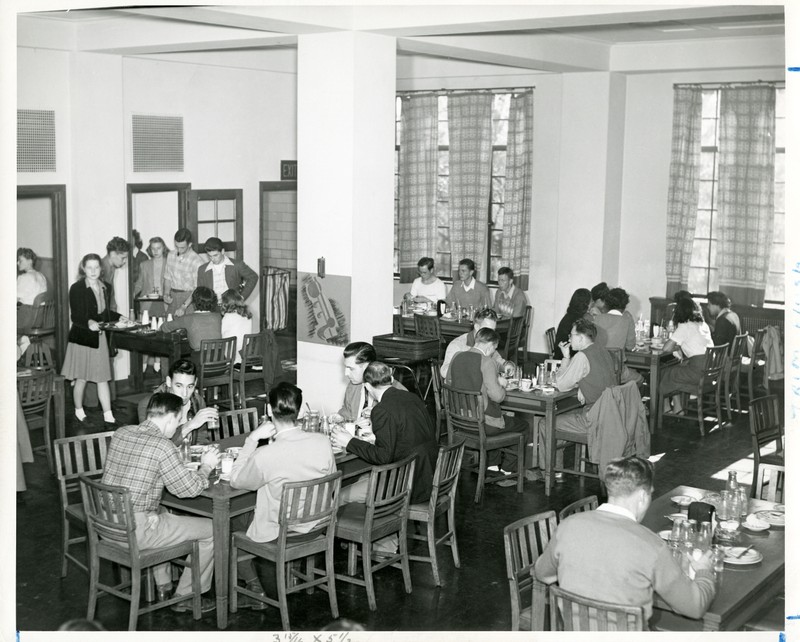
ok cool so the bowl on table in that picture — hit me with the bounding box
[742,514,770,532]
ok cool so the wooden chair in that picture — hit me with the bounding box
[235,331,272,410]
[518,305,533,366]
[724,332,748,421]
[18,369,54,472]
[392,313,405,336]
[21,293,57,371]
[748,395,784,499]
[214,408,259,441]
[502,314,526,366]
[549,585,645,631]
[503,510,558,631]
[54,432,114,577]
[558,495,599,522]
[407,441,465,586]
[607,348,623,385]
[442,384,524,503]
[414,313,444,398]
[79,476,203,631]
[742,328,769,403]
[391,364,422,399]
[429,360,446,442]
[658,343,728,436]
[198,336,237,409]
[754,462,784,503]
[545,327,556,357]
[335,456,416,611]
[230,471,342,630]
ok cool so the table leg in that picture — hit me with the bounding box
[131,350,144,394]
[212,494,231,629]
[54,377,66,440]
[545,401,556,497]
[649,358,659,433]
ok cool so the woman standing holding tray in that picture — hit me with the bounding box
[61,253,123,425]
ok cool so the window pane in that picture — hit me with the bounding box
[438,151,449,175]
[491,177,505,203]
[489,257,503,282]
[437,176,449,200]
[438,121,449,146]
[698,181,714,209]
[437,228,451,254]
[436,253,451,276]
[775,118,785,149]
[394,173,399,200]
[492,120,508,147]
[394,250,399,275]
[775,88,784,118]
[197,201,215,222]
[491,204,504,228]
[436,201,449,227]
[774,153,785,183]
[492,93,510,120]
[774,182,784,212]
[394,149,399,174]
[707,267,719,292]
[394,199,399,224]
[690,239,710,266]
[217,221,235,242]
[772,212,784,240]
[197,221,215,240]
[701,90,718,118]
[695,210,712,238]
[396,119,403,144]
[709,239,717,266]
[438,96,447,120]
[215,199,235,219]
[396,96,402,120]
[765,272,784,302]
[492,150,506,176]
[768,242,784,272]
[701,119,717,147]
[688,267,708,294]
[699,151,715,180]
[490,230,503,256]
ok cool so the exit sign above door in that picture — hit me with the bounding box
[280,160,297,180]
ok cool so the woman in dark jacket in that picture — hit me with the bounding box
[555,288,593,354]
[60,254,122,424]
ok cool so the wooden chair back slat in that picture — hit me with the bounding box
[749,395,783,449]
[367,456,416,522]
[80,476,139,553]
[216,408,259,440]
[558,495,599,522]
[755,462,785,503]
[17,370,54,412]
[549,585,645,631]
[240,332,265,367]
[545,327,556,356]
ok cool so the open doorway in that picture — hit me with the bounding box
[17,185,69,367]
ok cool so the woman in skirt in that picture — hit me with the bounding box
[61,253,122,424]
[659,297,714,415]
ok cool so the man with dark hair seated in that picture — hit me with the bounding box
[137,358,218,445]
[159,286,222,364]
[229,382,336,608]
[706,291,741,348]
[332,361,438,552]
[535,456,716,625]
[102,392,220,613]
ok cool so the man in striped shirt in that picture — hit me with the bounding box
[102,392,220,613]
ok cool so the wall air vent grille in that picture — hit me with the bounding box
[18,109,56,172]
[132,114,184,172]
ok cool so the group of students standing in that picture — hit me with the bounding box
[61,228,258,426]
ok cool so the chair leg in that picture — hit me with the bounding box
[474,449,486,503]
[448,502,460,568]
[44,401,54,473]
[725,376,733,423]
[347,543,358,576]
[363,542,377,611]
[128,565,141,631]
[191,542,202,620]
[400,525,412,594]
[326,541,339,619]
[277,560,291,631]
[87,551,99,620]
[61,517,70,577]
[696,394,705,438]
[426,518,440,586]
[516,438,524,494]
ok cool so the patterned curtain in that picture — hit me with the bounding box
[717,86,776,307]
[448,93,493,280]
[398,94,438,283]
[665,86,703,297]
[502,91,534,290]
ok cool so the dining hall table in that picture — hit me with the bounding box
[529,484,785,631]
[625,345,679,433]
[500,386,582,496]
[160,433,371,629]
[394,312,511,344]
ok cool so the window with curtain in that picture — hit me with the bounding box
[681,85,784,304]
[394,90,531,284]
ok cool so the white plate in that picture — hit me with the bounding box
[666,513,687,522]
[742,519,770,532]
[658,530,672,541]
[671,495,697,507]
[753,510,785,526]
[723,547,763,565]
[773,504,785,512]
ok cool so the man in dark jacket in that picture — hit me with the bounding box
[197,236,258,304]
[332,361,438,552]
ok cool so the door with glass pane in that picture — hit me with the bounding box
[187,189,243,257]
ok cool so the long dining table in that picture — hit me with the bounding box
[394,312,511,344]
[160,433,371,629]
[530,484,785,631]
[500,387,582,496]
[625,345,679,433]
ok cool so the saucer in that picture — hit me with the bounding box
[723,547,763,565]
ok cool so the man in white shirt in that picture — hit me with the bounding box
[404,256,447,304]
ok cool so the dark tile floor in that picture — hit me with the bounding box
[16,352,781,632]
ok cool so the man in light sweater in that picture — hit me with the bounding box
[441,308,514,379]
[535,456,716,625]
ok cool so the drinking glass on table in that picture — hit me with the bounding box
[737,487,749,520]
[716,490,741,541]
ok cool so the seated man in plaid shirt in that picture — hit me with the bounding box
[102,392,220,613]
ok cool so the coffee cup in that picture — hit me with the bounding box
[519,378,533,392]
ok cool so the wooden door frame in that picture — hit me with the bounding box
[126,182,191,311]
[17,184,69,367]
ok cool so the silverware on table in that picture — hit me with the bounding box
[734,544,754,559]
